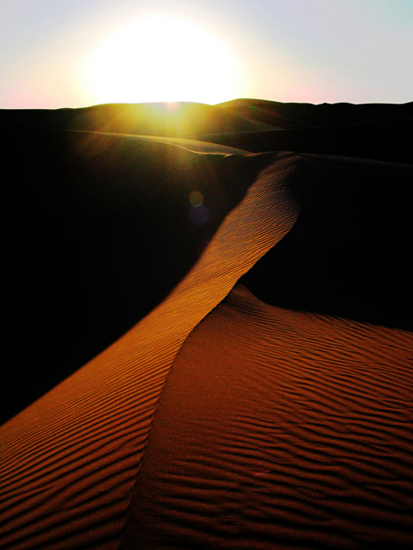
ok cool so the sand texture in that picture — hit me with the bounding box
[122,284,412,549]
[1,100,412,549]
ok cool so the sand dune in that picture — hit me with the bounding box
[205,100,413,165]
[0,102,260,137]
[0,100,412,549]
[122,284,412,549]
[0,148,299,548]
[2,129,273,423]
[242,153,413,330]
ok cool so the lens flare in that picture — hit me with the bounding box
[189,190,209,225]
[189,191,204,207]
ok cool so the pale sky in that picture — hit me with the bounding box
[1,0,412,108]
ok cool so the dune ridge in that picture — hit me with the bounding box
[121,284,413,549]
[241,153,413,330]
[1,99,411,549]
[2,129,273,424]
[0,153,300,549]
[2,100,411,164]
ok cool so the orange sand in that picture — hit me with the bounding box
[0,100,411,549]
[0,149,299,549]
[122,284,412,549]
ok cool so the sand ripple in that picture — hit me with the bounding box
[0,153,300,549]
[121,285,413,549]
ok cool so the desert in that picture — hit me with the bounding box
[1,99,412,549]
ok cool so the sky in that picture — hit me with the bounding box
[1,0,412,108]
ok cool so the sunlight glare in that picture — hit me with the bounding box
[83,14,242,105]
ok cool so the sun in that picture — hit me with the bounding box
[82,14,242,105]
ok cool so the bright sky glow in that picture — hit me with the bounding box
[1,0,412,108]
[83,14,242,105]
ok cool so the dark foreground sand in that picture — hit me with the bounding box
[0,100,412,549]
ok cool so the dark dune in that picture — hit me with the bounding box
[0,100,412,549]
[241,154,413,330]
[0,152,300,550]
[220,98,413,128]
[2,100,412,164]
[2,128,270,424]
[204,100,413,165]
[0,102,257,137]
[200,120,412,164]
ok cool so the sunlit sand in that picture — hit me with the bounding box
[1,99,412,549]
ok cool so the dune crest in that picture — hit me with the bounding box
[0,154,300,549]
[1,129,273,423]
[1,99,411,549]
[121,283,413,549]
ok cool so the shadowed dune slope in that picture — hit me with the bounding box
[0,155,300,549]
[2,101,411,164]
[208,100,413,165]
[242,154,413,330]
[219,98,413,128]
[201,120,413,165]
[2,129,271,424]
[121,284,413,550]
[1,101,411,550]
